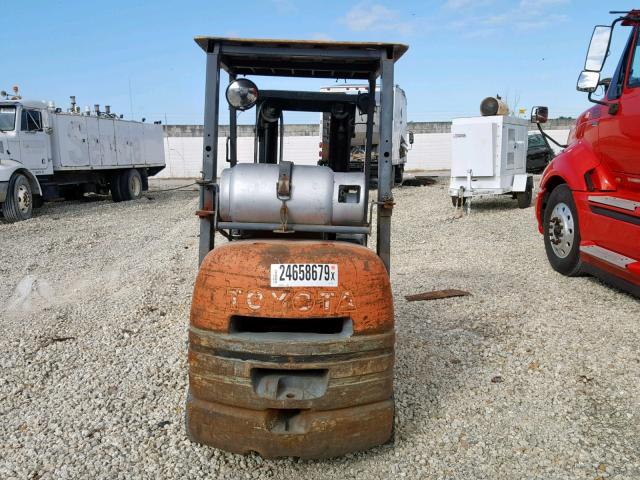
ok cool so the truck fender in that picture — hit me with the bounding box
[0,160,43,196]
[539,140,600,193]
[536,140,601,233]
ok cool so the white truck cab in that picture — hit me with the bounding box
[0,101,50,203]
[0,97,165,222]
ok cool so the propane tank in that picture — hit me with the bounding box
[480,96,509,116]
[218,164,366,226]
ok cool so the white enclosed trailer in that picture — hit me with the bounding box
[448,115,533,209]
[0,98,165,222]
[320,84,412,185]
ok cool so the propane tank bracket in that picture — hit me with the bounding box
[276,161,293,200]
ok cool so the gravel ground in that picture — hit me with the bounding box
[1,181,638,479]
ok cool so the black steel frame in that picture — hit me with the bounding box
[195,38,407,273]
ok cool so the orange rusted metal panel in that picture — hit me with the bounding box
[186,239,395,458]
[190,240,394,334]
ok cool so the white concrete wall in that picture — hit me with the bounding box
[159,136,322,178]
[158,129,570,178]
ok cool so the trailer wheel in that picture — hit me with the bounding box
[543,184,583,276]
[516,178,533,209]
[119,169,143,201]
[451,196,466,207]
[110,172,124,202]
[2,173,33,222]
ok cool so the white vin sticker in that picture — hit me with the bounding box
[271,263,338,287]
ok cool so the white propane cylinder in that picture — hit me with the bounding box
[218,164,366,226]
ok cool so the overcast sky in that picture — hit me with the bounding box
[2,0,637,124]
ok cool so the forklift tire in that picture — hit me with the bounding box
[543,184,583,277]
[516,179,533,209]
[451,196,466,207]
[119,169,143,201]
[2,173,33,222]
[110,172,124,203]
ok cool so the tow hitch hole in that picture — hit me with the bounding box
[251,368,329,401]
[267,409,307,434]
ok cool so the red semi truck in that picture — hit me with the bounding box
[534,10,640,297]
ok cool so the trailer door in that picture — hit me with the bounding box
[143,124,164,165]
[99,119,117,166]
[56,115,90,167]
[451,122,495,177]
[115,121,132,166]
[85,117,102,167]
[130,123,143,165]
[500,123,527,173]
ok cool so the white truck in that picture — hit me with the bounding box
[0,95,165,222]
[319,84,412,185]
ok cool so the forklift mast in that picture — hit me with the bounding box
[254,90,357,172]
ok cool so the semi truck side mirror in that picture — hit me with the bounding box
[577,71,601,92]
[584,25,612,72]
[531,106,549,124]
[409,131,414,145]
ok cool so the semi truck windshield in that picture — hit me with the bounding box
[0,106,16,131]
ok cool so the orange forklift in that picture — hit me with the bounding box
[186,37,407,458]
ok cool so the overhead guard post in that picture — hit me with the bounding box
[198,45,221,265]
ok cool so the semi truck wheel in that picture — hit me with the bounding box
[2,173,33,222]
[543,184,583,276]
[119,169,143,201]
